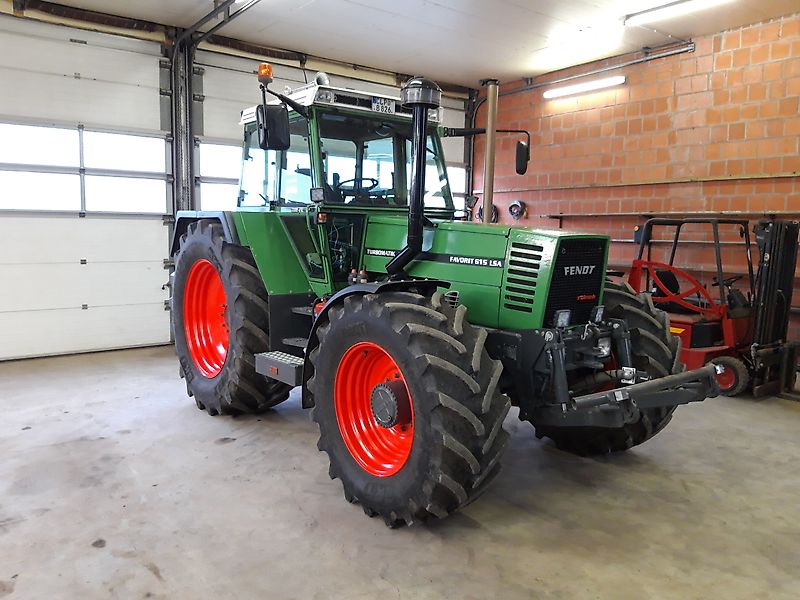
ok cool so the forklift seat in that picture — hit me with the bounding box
[651,270,704,315]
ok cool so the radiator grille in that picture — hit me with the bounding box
[544,238,607,326]
[502,242,543,313]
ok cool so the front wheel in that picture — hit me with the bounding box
[308,291,510,527]
[171,219,291,415]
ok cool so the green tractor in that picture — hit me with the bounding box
[170,66,720,527]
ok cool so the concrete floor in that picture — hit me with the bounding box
[1,347,799,599]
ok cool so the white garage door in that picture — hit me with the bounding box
[0,16,170,360]
[194,51,469,211]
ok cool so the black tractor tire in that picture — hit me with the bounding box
[531,280,683,455]
[308,291,510,527]
[709,355,750,396]
[171,219,291,416]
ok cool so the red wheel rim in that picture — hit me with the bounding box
[183,259,229,378]
[714,362,736,392]
[334,342,414,477]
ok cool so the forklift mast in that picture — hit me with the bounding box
[753,220,800,346]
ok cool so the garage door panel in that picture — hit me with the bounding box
[0,303,171,361]
[1,262,167,312]
[0,32,159,88]
[0,67,161,131]
[0,216,168,264]
[202,66,301,106]
[203,98,253,142]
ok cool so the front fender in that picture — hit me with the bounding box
[301,279,448,408]
[171,211,239,256]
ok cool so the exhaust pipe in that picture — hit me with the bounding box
[481,78,499,224]
[386,76,442,278]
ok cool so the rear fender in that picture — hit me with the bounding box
[301,279,448,408]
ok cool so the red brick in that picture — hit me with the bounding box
[715,52,732,69]
[732,48,751,67]
[743,65,763,83]
[723,31,741,50]
[760,22,781,42]
[691,75,708,92]
[768,81,787,99]
[761,119,784,138]
[696,55,713,74]
[741,27,761,46]
[675,77,693,95]
[729,123,746,139]
[777,137,798,154]
[779,97,799,116]
[764,61,783,81]
[710,125,728,142]
[786,118,800,136]
[783,17,800,38]
[727,160,745,176]
[722,106,741,122]
[751,44,771,63]
[748,83,767,101]
[762,156,782,175]
[771,41,792,59]
[710,161,726,177]
[713,90,729,105]
[741,104,758,119]
[784,156,800,173]
[760,101,780,118]
[730,86,747,104]
[679,59,697,77]
[746,121,766,138]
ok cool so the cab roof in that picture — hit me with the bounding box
[240,82,441,125]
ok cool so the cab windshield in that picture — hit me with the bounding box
[318,112,454,210]
[238,110,454,211]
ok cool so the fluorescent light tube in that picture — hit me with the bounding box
[625,0,735,27]
[542,75,626,99]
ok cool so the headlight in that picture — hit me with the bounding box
[596,337,612,358]
[554,309,572,328]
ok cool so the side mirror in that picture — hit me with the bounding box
[515,140,530,175]
[256,103,290,151]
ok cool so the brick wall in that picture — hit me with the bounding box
[472,12,800,339]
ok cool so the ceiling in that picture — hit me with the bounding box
[50,0,799,86]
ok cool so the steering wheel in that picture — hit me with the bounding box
[335,178,379,193]
[712,275,744,288]
[629,259,724,318]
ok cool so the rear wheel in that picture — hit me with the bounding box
[171,219,291,415]
[308,291,510,527]
[531,281,683,455]
[709,355,750,396]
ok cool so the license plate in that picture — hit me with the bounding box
[371,96,395,114]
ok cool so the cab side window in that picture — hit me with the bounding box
[279,118,313,205]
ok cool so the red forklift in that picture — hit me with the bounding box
[627,218,799,397]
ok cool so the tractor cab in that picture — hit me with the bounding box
[236,70,463,292]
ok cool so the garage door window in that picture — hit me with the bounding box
[0,122,169,214]
[83,131,166,173]
[198,142,243,210]
[0,171,81,210]
[0,123,79,167]
[85,176,167,213]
